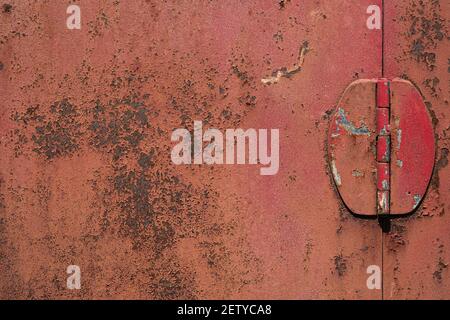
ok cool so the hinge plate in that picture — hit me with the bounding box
[328,78,435,216]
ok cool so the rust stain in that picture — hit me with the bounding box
[13,100,81,159]
[278,0,291,10]
[2,3,12,13]
[387,223,407,252]
[382,0,449,299]
[333,253,348,277]
[433,257,448,283]
[405,0,447,71]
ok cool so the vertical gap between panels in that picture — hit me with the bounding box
[381,0,386,301]
[381,0,385,78]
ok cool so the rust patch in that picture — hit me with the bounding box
[12,100,82,159]
[433,257,448,283]
[404,0,448,70]
[149,257,197,299]
[333,253,348,277]
[0,0,388,299]
[423,77,441,97]
[302,240,313,272]
[387,223,407,251]
[2,3,12,13]
[431,147,449,189]
[436,147,449,171]
[6,50,263,297]
[278,0,291,10]
[231,65,253,87]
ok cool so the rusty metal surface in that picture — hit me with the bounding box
[0,0,447,300]
[383,0,450,299]
[0,0,384,299]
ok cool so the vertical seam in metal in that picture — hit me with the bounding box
[376,79,390,300]
[381,0,386,301]
[376,80,390,216]
[381,0,385,78]
[381,229,384,300]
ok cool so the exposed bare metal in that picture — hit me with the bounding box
[261,41,309,85]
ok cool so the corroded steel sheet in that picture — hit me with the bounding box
[0,0,383,299]
[3,0,447,301]
[383,0,449,299]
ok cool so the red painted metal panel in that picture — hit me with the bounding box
[377,79,390,109]
[384,0,450,299]
[377,135,390,163]
[1,0,441,302]
[376,108,390,135]
[0,0,384,299]
[377,163,389,191]
[390,79,435,215]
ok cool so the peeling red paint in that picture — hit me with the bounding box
[328,80,378,216]
[390,79,435,214]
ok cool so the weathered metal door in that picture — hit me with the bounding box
[381,0,450,299]
[0,0,448,299]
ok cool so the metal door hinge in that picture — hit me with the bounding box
[376,79,390,215]
[328,78,435,216]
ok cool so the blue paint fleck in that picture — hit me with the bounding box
[336,108,371,136]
